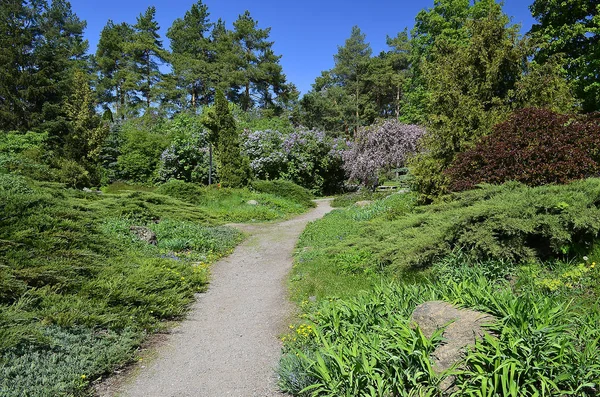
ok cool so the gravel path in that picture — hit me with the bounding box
[113,199,333,397]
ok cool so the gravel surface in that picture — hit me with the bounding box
[112,199,333,397]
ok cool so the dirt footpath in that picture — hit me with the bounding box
[103,199,333,397]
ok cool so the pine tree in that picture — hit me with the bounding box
[0,0,87,132]
[131,6,168,110]
[95,20,136,119]
[232,11,288,111]
[332,26,372,134]
[214,90,249,187]
[167,1,213,110]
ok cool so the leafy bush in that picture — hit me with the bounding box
[56,159,91,188]
[251,180,315,208]
[343,120,425,187]
[243,127,348,195]
[157,127,211,184]
[116,116,171,183]
[447,108,600,191]
[0,131,54,181]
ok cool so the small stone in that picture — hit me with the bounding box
[355,200,373,207]
[129,226,158,245]
[246,200,259,206]
[308,296,317,302]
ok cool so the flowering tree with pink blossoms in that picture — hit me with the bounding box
[343,120,425,187]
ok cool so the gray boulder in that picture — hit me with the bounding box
[130,226,158,245]
[411,301,496,391]
[246,200,259,206]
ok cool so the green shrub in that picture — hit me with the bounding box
[0,131,54,181]
[251,180,315,207]
[0,174,33,195]
[0,179,245,395]
[155,179,205,203]
[352,179,600,272]
[56,159,91,188]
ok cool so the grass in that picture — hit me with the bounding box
[331,190,393,208]
[0,175,313,396]
[281,180,600,396]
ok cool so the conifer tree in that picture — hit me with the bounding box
[214,90,249,187]
[96,20,136,119]
[64,70,109,166]
[0,0,87,132]
[232,11,289,111]
[131,6,168,110]
[167,1,214,110]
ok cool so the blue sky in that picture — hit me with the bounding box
[71,0,536,95]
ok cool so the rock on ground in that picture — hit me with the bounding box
[129,226,158,245]
[411,300,496,392]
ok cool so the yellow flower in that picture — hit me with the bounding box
[81,375,86,379]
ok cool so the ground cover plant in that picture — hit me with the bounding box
[343,180,600,273]
[155,179,312,222]
[0,174,313,396]
[279,267,600,396]
[282,182,600,396]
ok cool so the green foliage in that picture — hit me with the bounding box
[250,180,315,208]
[0,177,249,396]
[56,158,91,189]
[280,269,600,396]
[529,0,600,112]
[0,131,53,181]
[361,180,600,272]
[214,90,250,187]
[116,116,171,182]
[156,180,312,222]
[0,0,87,132]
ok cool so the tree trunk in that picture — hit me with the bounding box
[395,84,401,119]
[146,50,151,109]
[244,82,250,111]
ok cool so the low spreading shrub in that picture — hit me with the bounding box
[0,178,247,396]
[251,180,315,208]
[355,179,600,271]
[447,108,600,191]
